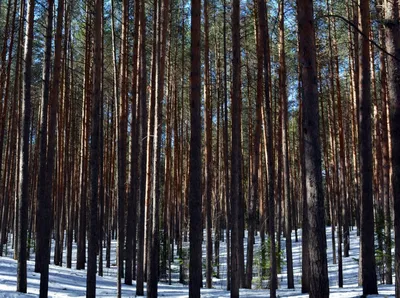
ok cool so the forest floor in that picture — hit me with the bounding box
[0,227,396,297]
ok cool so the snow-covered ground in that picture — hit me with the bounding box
[0,227,396,297]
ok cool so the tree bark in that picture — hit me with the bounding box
[189,0,202,294]
[257,0,276,295]
[136,0,148,291]
[384,0,400,295]
[35,0,54,275]
[86,0,102,294]
[204,0,213,287]
[230,0,241,294]
[117,0,128,294]
[297,0,329,296]
[358,0,378,294]
[279,0,294,288]
[17,0,35,291]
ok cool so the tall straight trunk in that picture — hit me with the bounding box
[117,0,128,295]
[352,0,361,237]
[145,0,159,278]
[162,90,170,281]
[223,84,231,281]
[334,31,350,266]
[214,42,221,279]
[0,0,17,236]
[319,67,335,267]
[297,0,329,296]
[86,0,102,294]
[0,0,20,255]
[166,34,175,284]
[162,54,172,280]
[0,0,21,257]
[110,2,119,277]
[39,0,64,292]
[178,0,186,284]
[77,4,91,270]
[167,16,175,286]
[189,0,202,294]
[296,32,310,293]
[147,0,169,295]
[384,0,400,295]
[106,99,114,270]
[279,0,293,288]
[127,0,140,283]
[17,0,35,291]
[66,29,74,269]
[376,3,392,284]
[98,0,104,277]
[222,0,230,290]
[325,3,342,285]
[136,0,148,291]
[14,22,23,259]
[358,0,378,294]
[256,0,275,295]
[230,0,241,294]
[346,4,359,234]
[204,0,212,287]
[35,0,54,275]
[245,2,262,288]
[238,128,245,289]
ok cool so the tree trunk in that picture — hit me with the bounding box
[17,0,35,291]
[147,0,169,294]
[222,0,230,290]
[117,0,128,295]
[279,0,293,288]
[203,0,213,288]
[376,2,392,284]
[297,0,329,296]
[35,0,53,275]
[126,0,140,282]
[136,0,148,291]
[86,0,102,294]
[230,0,241,294]
[245,1,262,288]
[384,0,400,295]
[358,0,378,294]
[257,0,276,295]
[189,0,202,294]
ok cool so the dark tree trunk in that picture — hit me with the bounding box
[245,0,262,287]
[279,0,294,288]
[377,3,392,284]
[39,0,64,292]
[384,0,400,295]
[35,0,54,275]
[136,0,148,291]
[117,0,128,295]
[86,0,102,294]
[147,0,169,295]
[358,0,378,294]
[189,0,202,293]
[297,0,329,296]
[222,0,231,290]
[204,0,213,287]
[126,0,140,282]
[17,0,35,291]
[36,0,54,293]
[257,0,276,295]
[230,0,241,294]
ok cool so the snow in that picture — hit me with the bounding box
[0,227,396,297]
